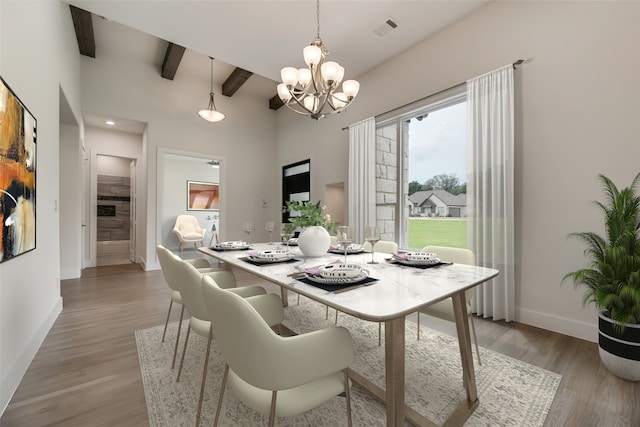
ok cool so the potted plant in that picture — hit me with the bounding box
[563,173,640,381]
[283,201,339,257]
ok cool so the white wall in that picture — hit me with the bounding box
[84,126,142,267]
[97,155,131,177]
[275,1,640,342]
[160,154,220,249]
[0,0,82,414]
[60,123,82,279]
[80,30,279,269]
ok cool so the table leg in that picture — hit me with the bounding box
[280,287,289,307]
[385,317,405,426]
[451,291,477,404]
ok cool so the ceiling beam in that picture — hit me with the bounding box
[69,5,95,58]
[161,43,186,80]
[269,95,284,110]
[221,68,253,97]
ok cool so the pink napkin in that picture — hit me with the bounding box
[249,251,259,257]
[392,253,408,260]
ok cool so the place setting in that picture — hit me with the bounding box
[209,240,252,251]
[292,260,378,293]
[387,251,453,269]
[240,248,300,266]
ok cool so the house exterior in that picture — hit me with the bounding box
[409,190,467,217]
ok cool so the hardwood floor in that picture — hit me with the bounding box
[2,259,639,426]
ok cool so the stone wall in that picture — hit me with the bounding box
[97,175,131,241]
[374,124,408,242]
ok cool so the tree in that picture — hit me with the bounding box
[408,181,423,195]
[424,173,460,193]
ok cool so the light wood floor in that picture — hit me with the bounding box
[2,259,639,426]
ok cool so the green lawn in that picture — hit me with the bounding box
[407,218,467,249]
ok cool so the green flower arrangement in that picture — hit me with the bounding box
[282,200,340,234]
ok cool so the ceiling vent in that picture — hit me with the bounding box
[374,18,398,37]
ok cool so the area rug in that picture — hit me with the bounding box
[135,295,561,426]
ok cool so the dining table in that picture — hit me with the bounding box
[198,243,499,427]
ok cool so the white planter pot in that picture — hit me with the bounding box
[598,311,640,381]
[297,226,330,257]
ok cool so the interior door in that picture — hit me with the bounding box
[129,160,136,262]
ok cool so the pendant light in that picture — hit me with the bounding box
[198,57,225,122]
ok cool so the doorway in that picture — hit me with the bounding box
[96,154,136,266]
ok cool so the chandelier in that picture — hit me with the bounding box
[276,0,360,120]
[198,57,225,122]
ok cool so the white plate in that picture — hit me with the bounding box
[318,263,365,279]
[328,244,364,254]
[248,253,295,264]
[285,238,298,246]
[214,241,250,250]
[393,257,441,266]
[305,270,370,285]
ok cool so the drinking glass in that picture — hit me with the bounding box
[364,225,381,264]
[280,223,294,250]
[337,225,354,264]
[242,221,255,243]
[265,221,275,244]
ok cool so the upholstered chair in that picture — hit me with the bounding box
[156,245,216,368]
[201,275,354,427]
[418,245,481,365]
[171,254,277,426]
[172,214,207,254]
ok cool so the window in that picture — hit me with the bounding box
[282,159,310,224]
[375,93,467,249]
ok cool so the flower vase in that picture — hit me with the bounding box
[297,226,331,257]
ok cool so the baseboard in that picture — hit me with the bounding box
[140,256,160,271]
[1,296,63,415]
[517,307,597,343]
[60,268,81,280]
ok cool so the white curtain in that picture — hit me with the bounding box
[348,117,376,244]
[466,65,515,322]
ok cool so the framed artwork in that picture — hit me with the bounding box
[187,181,219,211]
[0,76,37,264]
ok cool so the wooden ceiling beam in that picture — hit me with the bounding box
[70,5,95,58]
[221,68,253,97]
[269,94,284,110]
[161,43,186,80]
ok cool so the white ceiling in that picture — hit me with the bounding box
[67,0,490,132]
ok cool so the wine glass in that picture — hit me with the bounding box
[242,221,255,243]
[364,225,381,264]
[337,225,354,264]
[265,221,275,244]
[280,223,294,250]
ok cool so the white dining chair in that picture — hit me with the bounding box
[171,255,276,426]
[202,274,354,427]
[156,245,217,369]
[418,245,481,365]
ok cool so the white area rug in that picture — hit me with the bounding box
[135,295,561,426]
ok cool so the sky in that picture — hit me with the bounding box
[407,101,467,184]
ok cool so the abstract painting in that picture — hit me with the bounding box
[0,76,36,263]
[187,181,219,211]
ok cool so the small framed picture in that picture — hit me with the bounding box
[187,181,219,211]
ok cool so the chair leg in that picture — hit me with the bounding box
[268,391,278,427]
[344,369,352,427]
[214,364,229,427]
[196,326,213,426]
[325,305,329,319]
[176,325,191,382]
[179,242,184,255]
[378,322,382,346]
[161,300,173,342]
[335,310,339,324]
[417,312,421,340]
[469,314,482,365]
[171,305,185,369]
[296,293,300,305]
